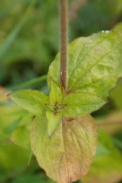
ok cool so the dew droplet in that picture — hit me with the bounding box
[102,30,110,34]
[105,30,109,34]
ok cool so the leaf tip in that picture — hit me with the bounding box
[47,130,53,138]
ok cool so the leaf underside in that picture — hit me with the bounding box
[30,115,97,183]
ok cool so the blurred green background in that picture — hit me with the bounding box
[0,0,122,183]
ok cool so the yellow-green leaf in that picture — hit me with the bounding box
[46,110,62,137]
[63,92,105,117]
[9,90,49,116]
[48,31,122,114]
[30,115,97,183]
[49,78,62,104]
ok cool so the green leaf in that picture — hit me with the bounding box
[63,92,105,117]
[46,110,62,137]
[30,114,97,183]
[82,150,122,183]
[110,81,122,109]
[95,110,122,134]
[49,78,62,104]
[95,142,110,156]
[9,90,49,116]
[11,174,54,183]
[0,142,30,174]
[48,31,122,113]
[10,126,30,150]
[82,131,122,183]
[0,105,32,142]
[113,22,122,31]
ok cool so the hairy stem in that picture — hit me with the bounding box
[59,0,68,89]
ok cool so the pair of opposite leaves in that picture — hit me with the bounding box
[9,31,122,183]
